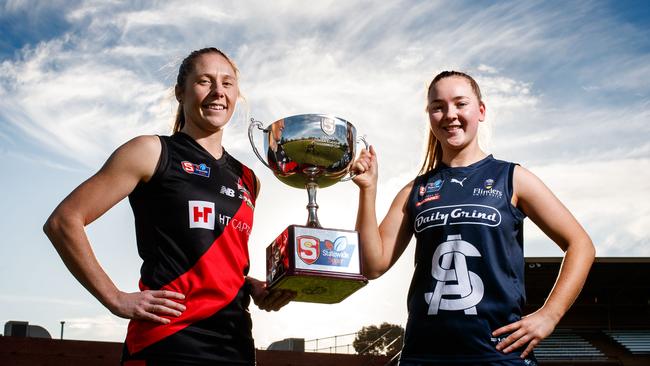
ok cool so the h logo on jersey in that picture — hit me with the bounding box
[189,201,215,230]
[424,234,484,315]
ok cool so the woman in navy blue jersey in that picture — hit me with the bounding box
[352,71,595,365]
[44,48,294,365]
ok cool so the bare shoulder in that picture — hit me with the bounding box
[513,164,535,180]
[47,135,163,225]
[390,179,415,211]
[512,164,558,210]
[399,179,415,195]
[102,135,162,182]
[117,135,161,157]
[513,165,546,195]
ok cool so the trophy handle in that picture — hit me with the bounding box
[248,118,272,170]
[340,135,370,182]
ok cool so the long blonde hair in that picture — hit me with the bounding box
[172,47,240,133]
[418,71,483,175]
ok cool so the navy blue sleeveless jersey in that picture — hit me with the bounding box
[401,155,530,364]
[122,132,258,365]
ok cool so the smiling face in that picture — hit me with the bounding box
[176,52,239,134]
[427,76,485,153]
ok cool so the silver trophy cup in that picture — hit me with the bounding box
[248,114,368,303]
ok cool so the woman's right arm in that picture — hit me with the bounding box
[44,135,185,324]
[353,146,414,279]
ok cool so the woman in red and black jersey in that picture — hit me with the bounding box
[44,48,294,365]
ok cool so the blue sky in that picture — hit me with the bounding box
[1,0,649,349]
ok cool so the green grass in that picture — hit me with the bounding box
[272,275,367,304]
[283,139,347,166]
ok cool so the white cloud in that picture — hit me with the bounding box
[477,64,499,74]
[524,158,650,256]
[0,36,174,168]
[0,294,89,307]
[1,0,648,345]
[63,314,128,341]
[2,0,73,14]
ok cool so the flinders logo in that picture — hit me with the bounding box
[473,178,503,199]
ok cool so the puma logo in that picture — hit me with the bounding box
[451,177,468,187]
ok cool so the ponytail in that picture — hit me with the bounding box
[173,104,185,133]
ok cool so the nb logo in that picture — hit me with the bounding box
[424,234,484,315]
[220,185,236,197]
[451,177,468,187]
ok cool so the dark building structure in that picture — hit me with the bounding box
[524,257,650,365]
[1,257,649,365]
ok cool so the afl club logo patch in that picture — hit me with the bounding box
[416,179,443,206]
[297,236,320,264]
[427,179,443,193]
[181,161,210,177]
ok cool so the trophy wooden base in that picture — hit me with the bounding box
[266,225,368,304]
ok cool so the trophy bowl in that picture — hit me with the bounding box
[250,114,357,189]
[249,114,368,303]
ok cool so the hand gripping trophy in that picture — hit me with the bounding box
[249,114,368,303]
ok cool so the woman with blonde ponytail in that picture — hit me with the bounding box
[44,47,294,365]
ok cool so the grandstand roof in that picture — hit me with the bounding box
[524,257,650,329]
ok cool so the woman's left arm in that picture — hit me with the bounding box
[493,165,595,358]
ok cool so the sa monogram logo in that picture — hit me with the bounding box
[424,234,484,315]
[297,236,320,264]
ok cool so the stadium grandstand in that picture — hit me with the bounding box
[1,257,648,365]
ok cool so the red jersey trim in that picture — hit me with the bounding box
[125,198,252,355]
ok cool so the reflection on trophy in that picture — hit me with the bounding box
[249,114,368,303]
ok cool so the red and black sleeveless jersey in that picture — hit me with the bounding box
[122,132,258,365]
